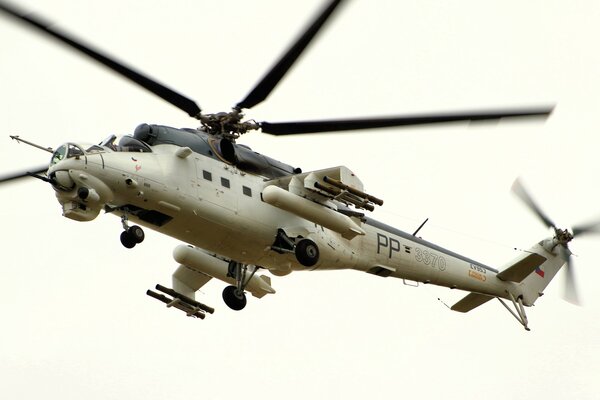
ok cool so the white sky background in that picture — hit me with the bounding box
[1,0,599,399]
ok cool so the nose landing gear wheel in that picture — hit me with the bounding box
[120,225,145,248]
[222,285,247,311]
[120,231,136,248]
[127,225,145,243]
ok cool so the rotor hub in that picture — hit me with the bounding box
[554,228,574,245]
[198,109,259,140]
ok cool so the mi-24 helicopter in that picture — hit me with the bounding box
[1,0,595,330]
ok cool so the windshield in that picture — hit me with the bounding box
[49,143,107,165]
[50,143,84,165]
[50,144,67,165]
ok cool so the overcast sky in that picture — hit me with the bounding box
[1,1,599,399]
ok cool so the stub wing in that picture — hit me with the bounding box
[172,264,212,299]
[172,245,275,299]
[262,165,385,240]
[264,165,382,212]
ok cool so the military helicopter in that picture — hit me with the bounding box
[1,0,592,330]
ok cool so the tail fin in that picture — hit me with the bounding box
[501,240,565,306]
[450,239,567,330]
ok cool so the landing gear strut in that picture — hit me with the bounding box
[222,261,259,311]
[498,293,531,331]
[119,215,145,248]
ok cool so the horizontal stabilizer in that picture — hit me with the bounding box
[496,253,547,283]
[451,292,494,313]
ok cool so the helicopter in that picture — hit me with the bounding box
[0,0,593,330]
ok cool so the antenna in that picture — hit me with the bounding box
[412,218,429,237]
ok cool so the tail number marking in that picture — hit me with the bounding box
[377,233,401,258]
[415,248,447,271]
[377,234,447,271]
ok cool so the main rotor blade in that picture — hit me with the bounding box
[511,177,555,229]
[236,0,344,110]
[0,165,48,184]
[260,107,554,135]
[0,1,202,118]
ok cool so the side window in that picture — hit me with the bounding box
[242,186,252,197]
[221,177,230,188]
[203,170,212,181]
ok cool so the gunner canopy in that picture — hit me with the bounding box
[50,136,152,166]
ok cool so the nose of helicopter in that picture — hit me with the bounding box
[47,143,86,190]
[47,142,114,221]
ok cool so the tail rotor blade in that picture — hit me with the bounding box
[511,178,555,229]
[572,220,600,237]
[564,262,580,306]
[558,245,580,305]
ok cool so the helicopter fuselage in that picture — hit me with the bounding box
[46,129,556,308]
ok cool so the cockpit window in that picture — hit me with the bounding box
[50,143,94,165]
[86,145,105,153]
[68,144,84,157]
[100,134,118,151]
[50,144,67,165]
[50,144,83,165]
[98,135,152,153]
[117,136,152,153]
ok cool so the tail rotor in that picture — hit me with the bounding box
[512,178,600,305]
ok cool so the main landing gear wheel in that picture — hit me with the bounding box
[120,225,145,248]
[295,238,319,267]
[222,285,247,311]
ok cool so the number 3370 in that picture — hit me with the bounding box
[415,248,446,271]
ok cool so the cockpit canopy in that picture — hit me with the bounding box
[100,134,152,153]
[50,136,152,166]
[117,135,152,153]
[50,143,98,165]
